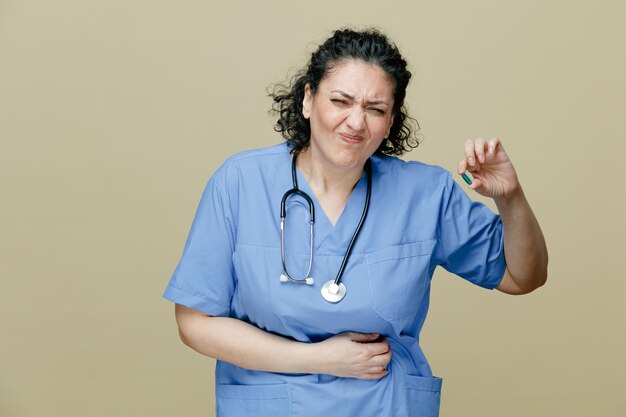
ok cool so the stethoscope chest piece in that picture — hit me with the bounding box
[321,280,347,303]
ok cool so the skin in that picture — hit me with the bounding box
[173,59,548,381]
[458,138,548,294]
[175,305,391,379]
[298,60,394,225]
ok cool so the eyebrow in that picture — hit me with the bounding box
[330,90,389,106]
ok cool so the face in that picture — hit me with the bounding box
[302,59,395,171]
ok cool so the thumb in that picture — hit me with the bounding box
[468,177,483,191]
[349,332,380,342]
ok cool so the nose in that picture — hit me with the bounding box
[346,107,366,133]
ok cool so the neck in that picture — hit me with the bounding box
[296,147,364,195]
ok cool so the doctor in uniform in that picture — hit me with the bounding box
[163,28,548,417]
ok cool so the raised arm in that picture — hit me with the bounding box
[458,137,548,295]
[174,304,391,379]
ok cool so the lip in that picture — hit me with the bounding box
[339,133,365,143]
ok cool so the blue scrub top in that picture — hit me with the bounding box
[163,143,506,417]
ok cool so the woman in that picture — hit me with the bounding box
[163,28,548,417]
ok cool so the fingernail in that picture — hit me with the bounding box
[468,157,474,166]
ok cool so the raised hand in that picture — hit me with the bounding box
[457,137,521,200]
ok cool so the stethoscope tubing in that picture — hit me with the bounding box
[332,158,371,285]
[280,150,371,288]
[279,155,316,284]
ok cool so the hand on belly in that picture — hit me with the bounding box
[312,332,391,380]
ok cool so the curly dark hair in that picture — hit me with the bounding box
[270,28,420,156]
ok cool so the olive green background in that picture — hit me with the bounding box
[1,0,624,416]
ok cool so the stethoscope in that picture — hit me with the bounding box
[279,151,372,303]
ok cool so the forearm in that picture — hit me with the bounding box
[494,186,548,292]
[176,307,318,374]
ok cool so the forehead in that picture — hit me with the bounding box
[319,59,394,99]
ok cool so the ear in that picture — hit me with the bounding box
[302,84,312,119]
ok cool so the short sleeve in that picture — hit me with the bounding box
[162,166,238,316]
[435,173,506,289]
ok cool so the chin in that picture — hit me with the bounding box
[331,151,364,170]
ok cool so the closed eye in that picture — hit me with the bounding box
[368,107,386,115]
[331,98,349,105]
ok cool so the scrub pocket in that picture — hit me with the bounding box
[216,383,291,417]
[406,374,442,417]
[365,240,435,321]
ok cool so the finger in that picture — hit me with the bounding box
[464,139,477,167]
[349,332,380,343]
[468,177,483,190]
[457,159,468,175]
[359,370,389,380]
[366,340,390,356]
[370,350,392,367]
[487,137,499,154]
[364,365,386,374]
[474,137,487,163]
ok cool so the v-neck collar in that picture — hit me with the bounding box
[293,162,368,252]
